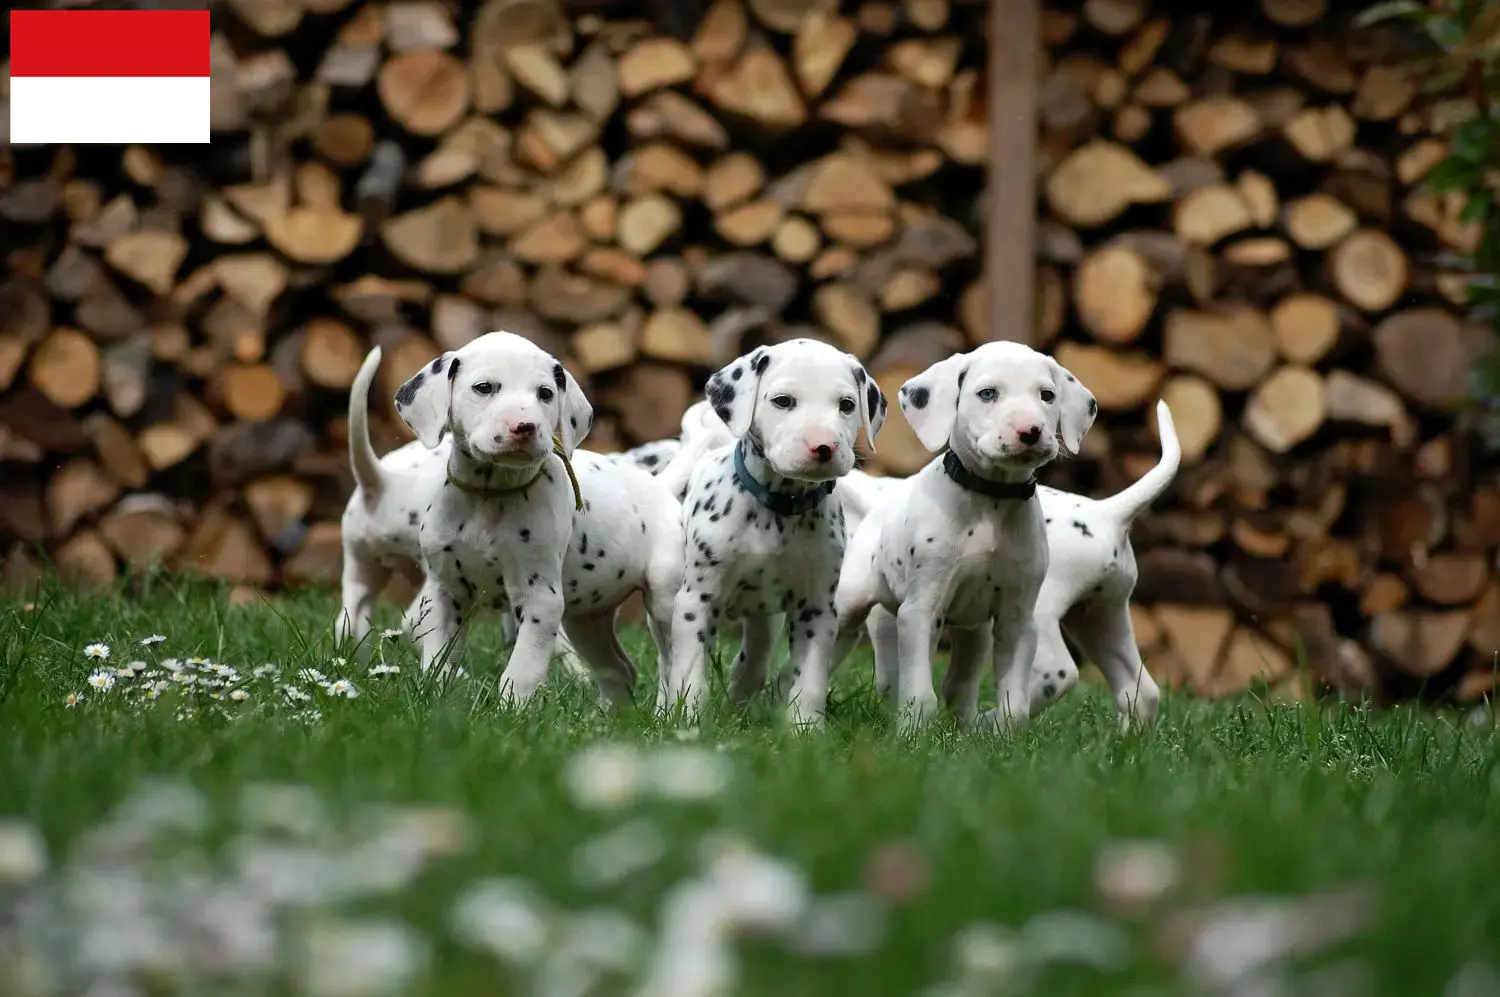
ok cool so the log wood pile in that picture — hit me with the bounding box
[1,0,1496,704]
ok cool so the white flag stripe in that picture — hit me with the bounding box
[9,76,210,144]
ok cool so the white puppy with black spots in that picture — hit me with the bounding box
[832,399,1178,729]
[663,338,887,724]
[335,346,593,680]
[395,331,683,709]
[830,341,1096,729]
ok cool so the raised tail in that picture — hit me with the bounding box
[657,401,735,502]
[348,346,386,502]
[1095,398,1181,525]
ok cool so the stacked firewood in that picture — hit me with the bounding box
[0,0,1495,703]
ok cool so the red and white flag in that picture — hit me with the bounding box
[9,9,211,144]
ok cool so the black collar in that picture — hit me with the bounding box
[734,441,834,516]
[941,450,1037,501]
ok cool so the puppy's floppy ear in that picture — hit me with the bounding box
[705,346,767,437]
[899,352,969,452]
[853,364,888,453]
[1049,357,1097,455]
[394,352,457,449]
[550,360,593,456]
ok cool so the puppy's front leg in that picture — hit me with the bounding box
[894,597,943,729]
[784,608,840,728]
[665,582,720,717]
[411,581,469,682]
[941,624,991,725]
[496,582,566,706]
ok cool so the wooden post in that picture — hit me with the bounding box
[985,0,1039,343]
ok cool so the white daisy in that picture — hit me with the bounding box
[114,664,140,680]
[171,671,196,686]
[381,628,403,640]
[140,634,167,646]
[369,663,400,677]
[230,689,250,702]
[325,680,360,699]
[161,658,181,670]
[297,709,324,724]
[298,668,328,686]
[87,671,116,691]
[83,643,110,660]
[65,693,84,708]
[145,681,169,701]
[188,656,215,671]
[330,657,348,667]
[252,664,279,680]
[209,692,225,702]
[282,685,312,703]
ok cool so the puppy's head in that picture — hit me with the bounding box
[704,338,886,481]
[394,331,593,465]
[899,342,1095,476]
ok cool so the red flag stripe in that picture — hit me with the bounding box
[9,10,210,77]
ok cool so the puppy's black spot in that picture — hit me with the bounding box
[1066,373,1075,382]
[865,383,880,420]
[852,365,866,385]
[1073,520,1093,537]
[1043,683,1057,698]
[448,358,461,381]
[714,404,733,425]
[730,364,744,381]
[519,529,531,543]
[1087,398,1097,416]
[752,352,770,375]
[430,356,446,374]
[553,362,565,390]
[957,369,966,388]
[407,511,419,526]
[395,372,424,407]
[907,386,930,410]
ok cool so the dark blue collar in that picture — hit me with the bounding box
[733,441,834,516]
[941,450,1036,501]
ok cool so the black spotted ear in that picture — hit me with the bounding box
[395,352,457,449]
[552,361,592,455]
[705,347,766,436]
[898,352,969,452]
[1049,358,1096,454]
[855,366,886,451]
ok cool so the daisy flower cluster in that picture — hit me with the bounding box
[61,638,402,724]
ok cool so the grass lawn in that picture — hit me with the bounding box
[1,575,1498,997]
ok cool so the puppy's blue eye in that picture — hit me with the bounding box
[977,387,997,402]
[838,398,856,414]
[770,394,795,410]
[472,381,496,396]
[1040,388,1056,403]
[537,386,554,402]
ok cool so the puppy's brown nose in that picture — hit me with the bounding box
[511,422,538,439]
[812,443,835,463]
[1018,425,1042,446]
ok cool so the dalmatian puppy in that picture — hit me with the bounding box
[335,346,593,679]
[829,341,1096,729]
[827,399,1178,729]
[662,338,887,724]
[395,331,682,709]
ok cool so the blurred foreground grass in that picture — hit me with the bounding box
[1,575,1497,997]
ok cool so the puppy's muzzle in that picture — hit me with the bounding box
[1017,424,1042,447]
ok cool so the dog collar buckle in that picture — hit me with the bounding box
[941,450,1036,501]
[733,441,833,517]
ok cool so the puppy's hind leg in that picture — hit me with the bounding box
[336,550,389,654]
[867,605,899,709]
[1027,614,1079,718]
[941,624,991,725]
[728,615,778,706]
[560,615,637,712]
[1066,597,1160,730]
[643,511,687,707]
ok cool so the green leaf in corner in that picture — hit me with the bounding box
[1355,0,1427,27]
